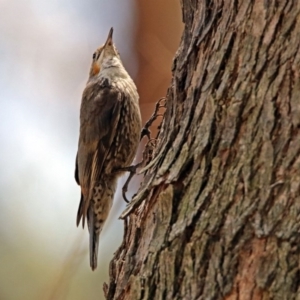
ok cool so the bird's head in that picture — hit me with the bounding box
[89,27,122,78]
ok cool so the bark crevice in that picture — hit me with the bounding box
[106,1,300,299]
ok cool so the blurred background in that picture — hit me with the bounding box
[0,0,182,299]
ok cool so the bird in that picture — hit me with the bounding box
[75,28,142,270]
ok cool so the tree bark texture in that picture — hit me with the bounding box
[106,1,300,299]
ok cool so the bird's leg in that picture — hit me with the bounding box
[116,139,158,203]
[115,162,143,203]
[116,97,167,202]
[140,97,166,140]
[119,164,141,203]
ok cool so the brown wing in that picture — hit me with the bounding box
[76,79,122,227]
[75,153,79,185]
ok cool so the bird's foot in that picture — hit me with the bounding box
[140,97,166,141]
[116,139,158,203]
[119,164,141,203]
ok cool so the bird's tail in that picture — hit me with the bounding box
[88,205,100,271]
[87,179,116,270]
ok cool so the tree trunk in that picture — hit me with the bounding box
[105,1,300,299]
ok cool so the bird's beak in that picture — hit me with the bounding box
[105,27,113,46]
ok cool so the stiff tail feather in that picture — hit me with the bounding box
[88,205,100,271]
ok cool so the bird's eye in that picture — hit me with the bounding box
[92,53,96,60]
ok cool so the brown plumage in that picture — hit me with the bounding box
[75,28,142,270]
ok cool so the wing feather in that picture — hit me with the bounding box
[75,153,80,185]
[76,80,123,227]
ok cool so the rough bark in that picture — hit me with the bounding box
[105,1,300,299]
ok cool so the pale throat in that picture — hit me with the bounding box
[101,56,121,69]
[98,57,128,81]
